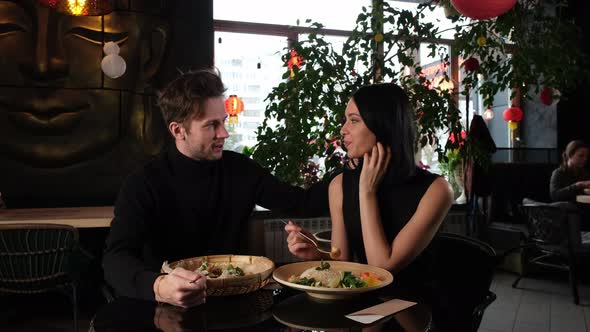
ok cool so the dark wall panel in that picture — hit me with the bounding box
[557,0,590,153]
[0,0,213,208]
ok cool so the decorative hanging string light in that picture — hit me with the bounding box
[224,95,244,125]
[37,0,113,16]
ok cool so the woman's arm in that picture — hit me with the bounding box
[360,177,453,272]
[328,174,349,261]
[550,168,583,202]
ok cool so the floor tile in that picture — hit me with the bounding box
[550,313,587,332]
[513,321,550,332]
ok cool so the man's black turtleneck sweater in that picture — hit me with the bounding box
[103,146,328,300]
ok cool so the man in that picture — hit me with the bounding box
[103,69,328,307]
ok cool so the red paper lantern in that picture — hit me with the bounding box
[287,50,304,78]
[450,0,517,20]
[37,0,113,16]
[287,50,303,70]
[540,87,553,106]
[463,57,480,72]
[224,95,244,125]
[502,106,523,122]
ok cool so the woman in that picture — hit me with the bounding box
[550,140,590,202]
[286,83,453,291]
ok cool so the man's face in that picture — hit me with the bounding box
[0,0,161,166]
[178,97,229,161]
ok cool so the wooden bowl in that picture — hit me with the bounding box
[162,254,274,296]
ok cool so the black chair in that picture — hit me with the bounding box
[0,223,90,332]
[430,232,497,332]
[514,199,590,304]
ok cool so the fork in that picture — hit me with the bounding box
[280,220,341,258]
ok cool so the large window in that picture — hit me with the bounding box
[214,0,370,30]
[214,32,286,152]
[214,1,492,169]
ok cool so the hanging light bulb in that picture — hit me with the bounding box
[483,108,494,121]
[67,0,87,15]
[37,0,113,16]
[436,76,455,94]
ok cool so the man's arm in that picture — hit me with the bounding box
[251,159,330,217]
[550,169,580,202]
[103,172,161,301]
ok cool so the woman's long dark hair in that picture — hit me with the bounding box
[351,82,416,184]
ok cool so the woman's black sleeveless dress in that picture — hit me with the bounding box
[341,166,439,294]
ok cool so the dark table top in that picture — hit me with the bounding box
[89,286,432,332]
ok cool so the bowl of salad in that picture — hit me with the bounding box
[272,260,393,300]
[162,254,274,296]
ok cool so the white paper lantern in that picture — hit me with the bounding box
[103,41,120,55]
[101,54,126,79]
[101,41,126,79]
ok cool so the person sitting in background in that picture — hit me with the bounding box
[550,140,590,202]
[285,83,453,294]
[103,69,328,308]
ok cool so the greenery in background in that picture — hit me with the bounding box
[251,0,588,186]
[438,148,461,179]
[252,2,460,186]
[440,0,588,176]
[451,0,588,107]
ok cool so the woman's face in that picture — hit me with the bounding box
[340,98,377,159]
[568,147,590,169]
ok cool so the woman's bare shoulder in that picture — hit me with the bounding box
[329,173,343,190]
[425,176,454,204]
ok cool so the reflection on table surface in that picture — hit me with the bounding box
[90,287,432,332]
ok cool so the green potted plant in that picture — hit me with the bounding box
[252,2,461,186]
[438,144,466,202]
[251,0,588,186]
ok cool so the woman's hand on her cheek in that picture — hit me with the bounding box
[359,142,391,194]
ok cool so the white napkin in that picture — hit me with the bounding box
[345,298,417,324]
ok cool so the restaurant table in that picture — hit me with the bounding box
[0,206,113,228]
[576,195,590,204]
[89,286,433,332]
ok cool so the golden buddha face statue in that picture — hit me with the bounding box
[0,0,167,167]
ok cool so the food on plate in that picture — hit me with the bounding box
[287,261,383,288]
[360,271,382,287]
[329,246,341,259]
[196,261,255,279]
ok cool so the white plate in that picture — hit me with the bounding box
[273,261,393,300]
